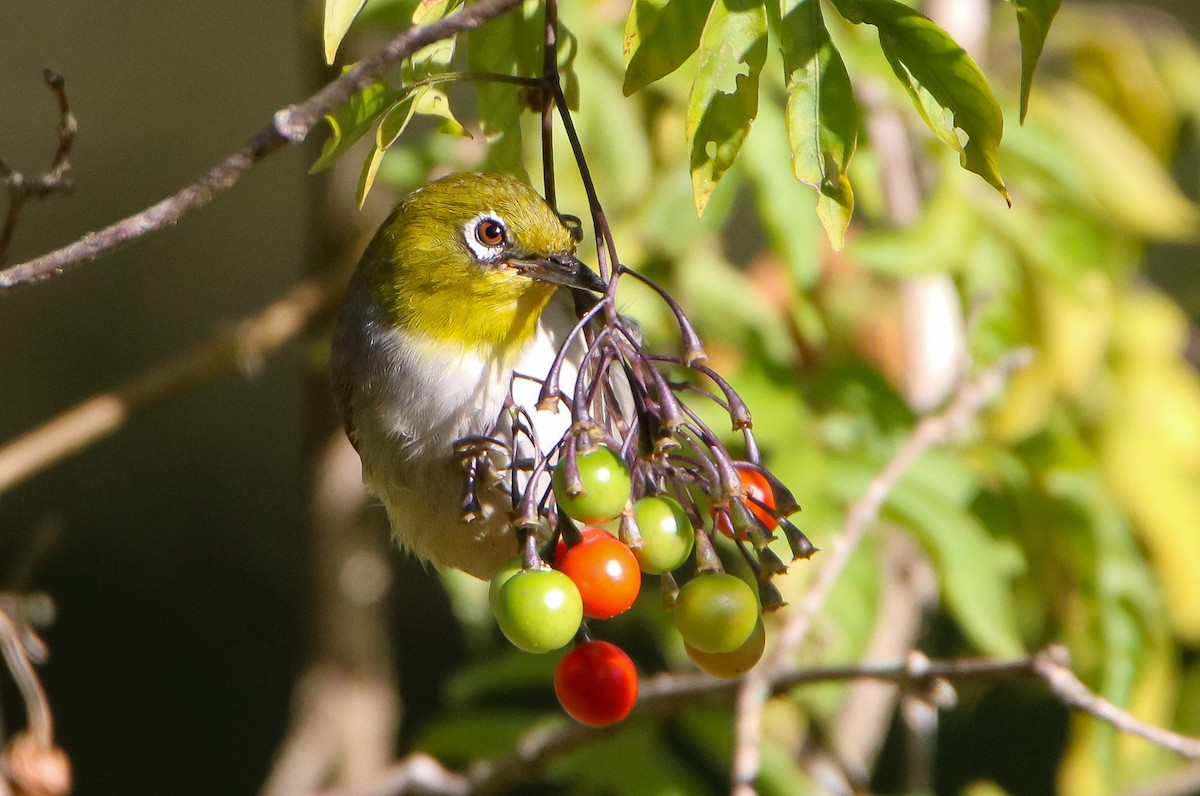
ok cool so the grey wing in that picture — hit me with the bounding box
[329,271,376,454]
[331,367,360,452]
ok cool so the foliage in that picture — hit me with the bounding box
[317,0,1200,792]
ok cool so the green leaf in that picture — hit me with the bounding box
[552,719,711,795]
[1008,0,1061,123]
[831,0,1008,202]
[324,0,369,64]
[467,0,541,178]
[376,95,418,151]
[418,711,548,763]
[356,146,386,208]
[781,0,857,249]
[406,0,462,77]
[356,95,419,207]
[887,475,1025,658]
[310,79,403,173]
[623,0,717,96]
[414,86,469,136]
[403,0,469,135]
[740,101,821,288]
[687,0,769,216]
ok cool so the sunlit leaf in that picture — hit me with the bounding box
[399,0,469,134]
[356,145,386,208]
[357,0,421,28]
[416,86,469,136]
[406,0,461,76]
[623,0,716,95]
[324,0,369,64]
[687,0,768,216]
[376,95,418,151]
[310,79,403,173]
[781,0,857,249]
[1008,0,1061,122]
[830,0,1008,202]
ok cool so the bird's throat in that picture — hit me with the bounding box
[391,281,557,361]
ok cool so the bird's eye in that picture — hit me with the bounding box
[475,218,506,247]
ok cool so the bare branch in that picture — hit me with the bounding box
[730,348,1032,794]
[0,268,346,495]
[315,646,1200,796]
[0,0,522,291]
[1031,648,1200,759]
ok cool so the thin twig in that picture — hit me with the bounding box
[539,0,558,211]
[1031,650,1200,759]
[0,70,77,266]
[730,348,1033,794]
[0,268,347,494]
[0,0,522,291]
[314,646,1200,796]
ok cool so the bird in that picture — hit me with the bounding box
[330,172,608,580]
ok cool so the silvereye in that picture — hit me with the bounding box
[330,172,606,579]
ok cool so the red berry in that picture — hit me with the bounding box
[715,464,778,539]
[558,533,641,619]
[555,641,638,726]
[552,526,614,568]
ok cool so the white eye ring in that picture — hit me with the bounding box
[464,213,506,262]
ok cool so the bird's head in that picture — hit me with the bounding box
[364,172,604,358]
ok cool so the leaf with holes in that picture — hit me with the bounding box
[686,0,768,217]
[781,0,857,249]
[623,0,716,96]
[1008,0,1061,122]
[831,0,1008,203]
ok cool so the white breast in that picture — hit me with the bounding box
[348,291,588,578]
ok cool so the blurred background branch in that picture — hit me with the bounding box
[0,0,521,291]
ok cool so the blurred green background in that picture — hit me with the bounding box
[1,1,1199,794]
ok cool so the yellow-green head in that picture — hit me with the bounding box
[363,172,601,358]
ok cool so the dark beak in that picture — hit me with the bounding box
[509,252,607,293]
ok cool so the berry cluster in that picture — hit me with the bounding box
[460,267,815,727]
